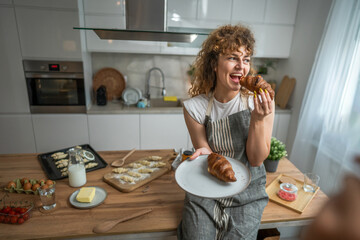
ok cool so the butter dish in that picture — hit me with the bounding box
[70,186,107,209]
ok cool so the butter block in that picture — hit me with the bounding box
[76,187,96,203]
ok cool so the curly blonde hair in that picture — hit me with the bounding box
[188,24,256,97]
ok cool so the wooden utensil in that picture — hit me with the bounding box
[111,148,136,167]
[93,208,152,233]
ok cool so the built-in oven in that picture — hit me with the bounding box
[24,60,86,113]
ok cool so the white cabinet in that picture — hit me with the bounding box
[231,0,298,58]
[0,6,30,113]
[197,0,232,28]
[87,114,140,151]
[0,114,36,154]
[251,24,294,58]
[272,111,291,143]
[0,0,12,5]
[168,0,197,20]
[140,114,189,150]
[264,0,298,24]
[32,114,89,153]
[231,0,266,23]
[13,0,77,9]
[15,5,81,60]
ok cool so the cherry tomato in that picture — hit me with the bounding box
[10,216,18,224]
[19,208,27,214]
[3,206,11,214]
[22,213,29,221]
[8,210,16,216]
[17,217,24,224]
[4,216,10,223]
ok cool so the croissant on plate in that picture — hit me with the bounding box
[240,75,275,100]
[207,153,237,182]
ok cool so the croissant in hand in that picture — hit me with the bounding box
[240,75,275,100]
[207,153,237,182]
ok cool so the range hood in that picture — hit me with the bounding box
[75,0,208,43]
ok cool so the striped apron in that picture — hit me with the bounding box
[178,94,269,240]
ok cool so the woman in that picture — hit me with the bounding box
[178,25,275,240]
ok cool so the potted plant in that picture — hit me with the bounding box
[257,59,276,75]
[264,137,288,172]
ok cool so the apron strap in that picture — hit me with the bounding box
[205,94,214,117]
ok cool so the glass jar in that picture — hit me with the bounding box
[67,148,87,187]
[277,183,298,201]
[182,150,193,161]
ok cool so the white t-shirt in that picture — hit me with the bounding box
[183,92,254,124]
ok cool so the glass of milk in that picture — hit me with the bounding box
[68,148,87,187]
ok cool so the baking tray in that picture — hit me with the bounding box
[38,144,108,180]
[266,174,319,213]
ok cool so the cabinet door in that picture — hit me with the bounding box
[264,0,298,25]
[0,7,30,113]
[32,114,89,153]
[83,0,125,14]
[198,0,231,22]
[231,0,266,24]
[13,0,77,9]
[15,7,81,59]
[251,24,294,58]
[0,114,36,154]
[167,0,198,24]
[88,114,140,151]
[140,114,189,150]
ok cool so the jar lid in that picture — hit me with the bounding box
[183,150,193,156]
[279,183,298,194]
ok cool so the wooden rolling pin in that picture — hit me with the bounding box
[93,208,152,233]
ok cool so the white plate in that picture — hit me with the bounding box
[69,186,107,209]
[122,87,142,105]
[175,155,251,199]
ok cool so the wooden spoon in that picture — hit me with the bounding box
[93,208,152,233]
[111,148,136,167]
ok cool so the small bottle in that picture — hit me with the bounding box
[68,148,87,187]
[182,150,193,161]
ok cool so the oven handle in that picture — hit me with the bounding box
[25,73,84,79]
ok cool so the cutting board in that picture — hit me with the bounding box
[275,76,296,109]
[266,174,319,213]
[103,155,172,193]
[93,68,126,101]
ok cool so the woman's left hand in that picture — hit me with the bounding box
[252,88,274,121]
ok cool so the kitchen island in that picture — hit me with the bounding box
[0,149,328,239]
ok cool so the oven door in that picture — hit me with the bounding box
[26,73,86,113]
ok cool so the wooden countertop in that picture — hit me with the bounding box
[87,102,293,115]
[0,150,328,239]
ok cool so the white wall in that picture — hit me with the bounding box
[277,0,333,157]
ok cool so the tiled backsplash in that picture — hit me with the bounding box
[91,53,279,100]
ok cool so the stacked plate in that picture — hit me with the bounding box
[122,87,142,105]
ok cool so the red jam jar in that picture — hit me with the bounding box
[277,183,298,201]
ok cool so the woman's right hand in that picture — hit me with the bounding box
[189,147,212,160]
